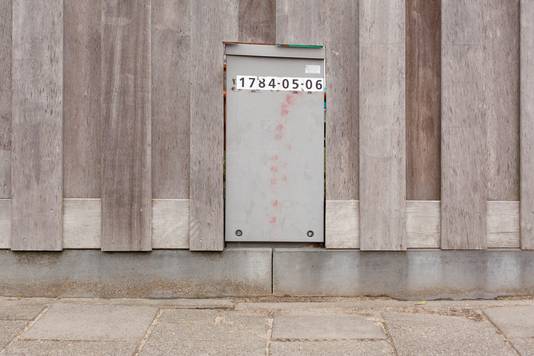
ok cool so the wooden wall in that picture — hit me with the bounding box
[0,0,529,252]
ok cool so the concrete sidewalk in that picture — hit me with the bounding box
[0,297,533,355]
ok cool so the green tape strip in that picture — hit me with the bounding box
[285,44,323,49]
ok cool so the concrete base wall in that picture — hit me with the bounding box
[1,248,534,299]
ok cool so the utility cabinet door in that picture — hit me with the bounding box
[225,46,324,242]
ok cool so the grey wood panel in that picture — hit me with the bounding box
[64,0,102,198]
[63,199,101,249]
[359,0,406,250]
[0,0,11,198]
[275,0,322,44]
[0,199,10,249]
[238,0,275,43]
[101,0,152,251]
[406,200,440,249]
[521,0,534,249]
[11,0,63,251]
[325,200,359,249]
[484,0,519,201]
[441,0,487,249]
[152,0,190,199]
[406,0,441,200]
[189,0,238,251]
[487,201,519,249]
[324,0,359,202]
[152,199,189,249]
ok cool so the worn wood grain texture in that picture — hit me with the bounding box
[406,0,441,200]
[441,0,487,249]
[484,0,519,201]
[0,199,10,248]
[238,0,275,43]
[64,0,102,198]
[153,199,189,249]
[406,200,440,249]
[324,200,519,250]
[189,0,238,251]
[152,0,190,199]
[11,0,63,251]
[521,0,534,249]
[63,199,101,249]
[487,201,519,249]
[359,0,406,250]
[0,0,11,198]
[101,0,152,251]
[276,0,322,44]
[325,200,359,248]
[324,0,359,203]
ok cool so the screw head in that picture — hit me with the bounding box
[235,229,243,237]
[306,230,314,238]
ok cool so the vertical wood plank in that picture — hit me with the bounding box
[441,0,518,249]
[152,0,190,199]
[275,0,322,44]
[406,0,441,200]
[101,0,152,251]
[11,0,63,251]
[324,0,359,202]
[521,0,534,249]
[359,0,406,250]
[0,0,11,198]
[64,0,102,198]
[484,0,519,201]
[238,0,275,43]
[441,0,486,249]
[189,0,238,251]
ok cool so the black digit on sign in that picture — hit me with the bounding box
[316,79,323,90]
[305,79,313,90]
[258,77,266,88]
[269,78,276,88]
[249,77,255,88]
[282,78,289,89]
[239,77,245,88]
[292,79,299,90]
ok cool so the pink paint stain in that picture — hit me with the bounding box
[270,165,278,173]
[271,177,278,186]
[280,92,299,116]
[271,155,279,161]
[269,216,277,224]
[272,199,279,208]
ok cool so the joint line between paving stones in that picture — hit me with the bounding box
[380,313,399,356]
[480,309,522,356]
[1,305,50,353]
[265,312,274,356]
[134,308,164,356]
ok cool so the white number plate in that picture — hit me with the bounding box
[235,75,324,92]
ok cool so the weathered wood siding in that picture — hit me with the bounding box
[11,0,63,251]
[521,0,534,249]
[1,0,526,252]
[359,0,406,250]
[101,0,152,251]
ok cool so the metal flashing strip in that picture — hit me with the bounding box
[225,43,325,59]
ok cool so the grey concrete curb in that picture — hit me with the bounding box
[0,249,272,298]
[273,249,534,300]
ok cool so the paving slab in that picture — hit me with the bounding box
[21,303,157,341]
[484,306,534,338]
[509,338,534,356]
[0,301,45,321]
[0,321,26,349]
[270,340,394,356]
[384,312,516,356]
[59,297,234,309]
[0,340,137,356]
[140,310,268,356]
[272,314,385,341]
